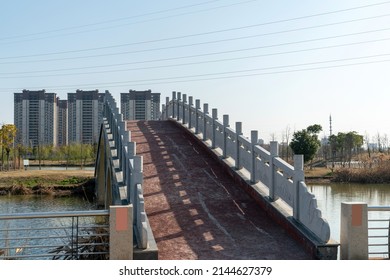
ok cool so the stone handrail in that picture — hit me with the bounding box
[95,92,148,248]
[161,91,330,243]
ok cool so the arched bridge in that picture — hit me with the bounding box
[95,92,338,260]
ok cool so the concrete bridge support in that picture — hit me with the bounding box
[340,202,368,260]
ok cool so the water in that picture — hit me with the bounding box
[0,195,97,259]
[0,195,94,213]
[308,183,390,241]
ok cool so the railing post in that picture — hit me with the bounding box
[235,122,242,170]
[195,99,200,134]
[127,142,136,203]
[109,205,133,260]
[177,92,181,121]
[188,96,193,129]
[203,103,209,141]
[223,115,229,159]
[250,130,258,184]
[182,94,187,125]
[172,91,176,119]
[292,154,304,219]
[212,108,218,149]
[165,96,169,120]
[340,202,368,260]
[269,141,279,201]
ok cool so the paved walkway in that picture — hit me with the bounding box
[128,120,310,260]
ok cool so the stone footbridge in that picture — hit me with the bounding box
[128,120,309,260]
[95,92,337,260]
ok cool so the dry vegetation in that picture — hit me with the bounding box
[0,170,95,197]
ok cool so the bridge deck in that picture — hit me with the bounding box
[128,120,310,260]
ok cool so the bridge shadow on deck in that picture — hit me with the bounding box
[128,120,310,260]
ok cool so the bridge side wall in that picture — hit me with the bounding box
[95,93,158,259]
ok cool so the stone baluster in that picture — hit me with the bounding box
[203,103,209,141]
[223,115,229,159]
[293,154,304,220]
[269,141,279,201]
[188,96,193,129]
[177,92,181,121]
[195,99,200,134]
[251,130,258,184]
[235,122,242,170]
[165,96,169,120]
[182,94,187,125]
[172,91,176,119]
[212,109,218,149]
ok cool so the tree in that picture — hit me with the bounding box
[289,124,322,163]
[0,124,17,170]
[328,131,363,167]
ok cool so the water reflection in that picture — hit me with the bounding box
[0,195,94,213]
[308,183,390,242]
[0,195,96,259]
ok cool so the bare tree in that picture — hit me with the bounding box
[364,132,371,158]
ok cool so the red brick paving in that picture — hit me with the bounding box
[128,120,310,260]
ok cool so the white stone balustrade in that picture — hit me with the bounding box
[96,92,149,249]
[161,93,331,243]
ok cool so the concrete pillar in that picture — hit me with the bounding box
[340,202,368,260]
[235,122,242,170]
[109,205,133,260]
[182,94,187,125]
[212,108,218,149]
[269,141,279,201]
[203,103,209,141]
[165,96,169,120]
[195,99,200,134]
[172,92,176,118]
[250,130,258,184]
[177,92,181,121]
[223,115,229,158]
[293,155,304,220]
[188,96,193,129]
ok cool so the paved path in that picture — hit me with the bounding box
[128,120,310,260]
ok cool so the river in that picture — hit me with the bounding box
[1,183,389,258]
[0,195,94,213]
[308,183,390,244]
[0,195,96,259]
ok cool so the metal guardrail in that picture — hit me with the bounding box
[0,210,109,260]
[368,206,390,259]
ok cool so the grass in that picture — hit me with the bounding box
[0,170,95,197]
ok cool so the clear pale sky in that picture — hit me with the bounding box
[1,0,390,143]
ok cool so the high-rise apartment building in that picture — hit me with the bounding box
[14,90,58,147]
[67,89,106,144]
[57,98,68,146]
[121,90,160,120]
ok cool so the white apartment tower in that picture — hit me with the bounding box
[57,98,68,146]
[67,89,106,144]
[121,90,161,120]
[14,89,58,147]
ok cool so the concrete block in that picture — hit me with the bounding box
[109,205,133,260]
[340,202,368,260]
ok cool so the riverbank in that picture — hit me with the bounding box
[0,170,95,198]
[304,167,333,184]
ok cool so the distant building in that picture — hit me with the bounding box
[121,90,161,120]
[67,89,106,144]
[57,98,68,146]
[14,89,58,147]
